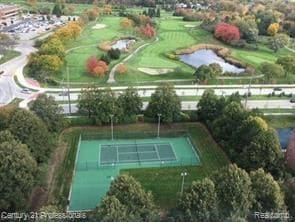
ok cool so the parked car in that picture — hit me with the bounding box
[273,87,282,91]
[290,98,295,103]
[21,88,31,94]
[0,71,4,75]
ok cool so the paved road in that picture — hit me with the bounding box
[48,86,295,103]
[0,39,37,105]
[61,99,295,114]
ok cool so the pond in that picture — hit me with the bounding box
[276,128,294,150]
[179,49,245,73]
[111,39,136,50]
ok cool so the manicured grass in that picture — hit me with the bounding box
[56,16,127,83]
[51,123,229,209]
[265,115,295,129]
[0,50,20,64]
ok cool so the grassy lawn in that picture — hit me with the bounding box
[56,16,130,84]
[50,123,229,209]
[30,9,293,86]
[265,115,295,128]
[0,50,20,64]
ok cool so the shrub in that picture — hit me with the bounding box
[116,64,128,74]
[86,56,108,77]
[100,54,111,64]
[108,48,121,60]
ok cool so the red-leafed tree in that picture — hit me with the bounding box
[214,22,240,43]
[86,56,108,77]
[138,24,156,39]
[86,56,99,73]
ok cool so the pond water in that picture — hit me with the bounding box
[111,39,136,50]
[179,49,245,73]
[276,128,294,150]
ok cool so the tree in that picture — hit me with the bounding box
[0,106,16,131]
[52,3,63,17]
[30,94,64,132]
[212,101,248,145]
[250,168,286,212]
[100,54,111,64]
[194,64,221,83]
[28,53,63,81]
[156,8,160,17]
[211,164,253,219]
[117,87,142,122]
[106,175,159,221]
[93,61,108,77]
[93,196,131,222]
[107,48,121,60]
[138,24,156,39]
[196,89,225,125]
[269,33,290,52]
[0,131,37,210]
[214,23,240,44]
[234,116,284,177]
[146,83,181,123]
[276,56,295,76]
[256,11,276,35]
[55,22,82,42]
[103,4,112,15]
[86,8,99,21]
[86,57,108,76]
[177,178,218,222]
[234,19,258,43]
[40,37,65,59]
[260,62,284,81]
[267,23,280,36]
[116,64,127,74]
[77,86,99,119]
[9,109,52,163]
[120,18,134,31]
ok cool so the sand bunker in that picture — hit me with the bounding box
[138,68,174,75]
[184,24,197,28]
[92,24,106,29]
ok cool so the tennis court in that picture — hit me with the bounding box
[68,136,200,211]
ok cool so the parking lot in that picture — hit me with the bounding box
[1,15,75,40]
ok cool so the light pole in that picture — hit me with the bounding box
[66,67,71,114]
[180,172,188,195]
[110,114,114,140]
[244,77,252,109]
[157,113,161,138]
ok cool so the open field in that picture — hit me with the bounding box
[265,115,295,128]
[50,123,229,209]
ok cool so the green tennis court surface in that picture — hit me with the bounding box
[68,136,200,211]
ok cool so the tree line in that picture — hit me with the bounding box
[0,94,64,211]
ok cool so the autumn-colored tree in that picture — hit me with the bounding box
[55,22,81,42]
[214,22,241,43]
[120,18,134,30]
[28,54,63,81]
[86,56,98,73]
[138,24,156,39]
[267,23,280,36]
[103,4,112,15]
[40,37,65,59]
[86,57,108,77]
[116,64,127,74]
[139,15,152,26]
[87,7,100,21]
